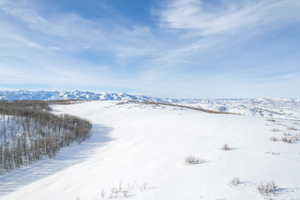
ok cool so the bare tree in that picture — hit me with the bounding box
[0,100,92,172]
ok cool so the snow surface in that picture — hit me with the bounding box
[183,98,300,120]
[1,101,300,200]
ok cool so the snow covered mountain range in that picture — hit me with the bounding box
[0,90,164,102]
[0,90,300,119]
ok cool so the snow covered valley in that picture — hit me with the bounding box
[1,100,300,200]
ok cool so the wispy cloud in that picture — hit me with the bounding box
[0,0,299,97]
[0,0,162,90]
[154,0,300,66]
[160,0,300,36]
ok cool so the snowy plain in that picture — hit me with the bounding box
[1,100,300,200]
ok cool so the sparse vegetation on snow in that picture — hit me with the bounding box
[1,99,300,200]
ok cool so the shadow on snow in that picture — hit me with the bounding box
[0,124,113,196]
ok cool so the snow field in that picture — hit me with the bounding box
[1,101,300,200]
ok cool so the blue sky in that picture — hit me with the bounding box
[0,0,300,98]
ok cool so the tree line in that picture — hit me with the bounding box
[0,100,92,172]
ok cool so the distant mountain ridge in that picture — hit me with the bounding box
[0,90,175,102]
[1,90,300,119]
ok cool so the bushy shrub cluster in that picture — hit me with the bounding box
[257,181,278,195]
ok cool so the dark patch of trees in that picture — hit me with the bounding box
[0,100,92,172]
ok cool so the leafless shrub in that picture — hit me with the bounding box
[283,133,292,136]
[221,144,233,151]
[257,181,278,195]
[100,182,152,199]
[265,152,280,156]
[101,190,106,199]
[108,183,131,199]
[230,177,241,186]
[287,127,299,131]
[271,128,281,132]
[140,183,148,192]
[185,155,206,165]
[270,132,300,144]
[281,136,298,144]
[270,136,279,142]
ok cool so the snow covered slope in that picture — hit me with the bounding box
[1,101,300,200]
[182,98,300,120]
